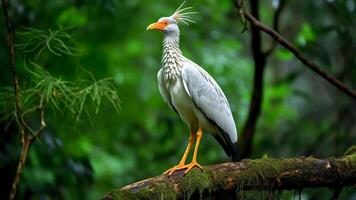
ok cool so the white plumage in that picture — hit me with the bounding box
[148,2,238,175]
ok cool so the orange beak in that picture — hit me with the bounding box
[146,21,168,31]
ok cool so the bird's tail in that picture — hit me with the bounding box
[213,129,240,162]
[230,142,240,162]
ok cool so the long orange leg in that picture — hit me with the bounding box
[182,127,203,174]
[163,130,195,175]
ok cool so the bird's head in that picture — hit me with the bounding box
[146,2,196,38]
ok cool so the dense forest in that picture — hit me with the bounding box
[1,0,355,199]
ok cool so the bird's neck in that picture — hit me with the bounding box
[161,35,185,80]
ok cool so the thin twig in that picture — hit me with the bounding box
[234,0,248,33]
[0,1,42,199]
[29,105,46,142]
[244,12,356,100]
[264,0,287,56]
[19,115,36,135]
[1,0,20,108]
[234,0,356,100]
[1,0,26,199]
[7,139,31,200]
[7,100,46,200]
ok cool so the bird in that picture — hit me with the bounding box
[147,2,239,176]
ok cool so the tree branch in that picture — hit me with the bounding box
[1,1,27,199]
[235,0,356,100]
[7,106,46,200]
[102,150,356,200]
[1,1,47,199]
[1,0,20,110]
[264,0,287,56]
[7,139,31,200]
[28,104,46,142]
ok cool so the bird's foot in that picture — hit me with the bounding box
[163,163,185,176]
[181,161,203,174]
[163,162,203,176]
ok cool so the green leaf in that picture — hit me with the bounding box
[296,23,316,46]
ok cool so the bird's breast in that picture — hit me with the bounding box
[168,78,198,128]
[167,78,214,133]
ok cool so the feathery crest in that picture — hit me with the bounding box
[171,1,197,25]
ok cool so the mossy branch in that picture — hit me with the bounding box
[102,148,356,200]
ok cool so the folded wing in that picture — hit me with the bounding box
[181,62,239,161]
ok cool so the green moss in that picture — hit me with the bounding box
[346,153,356,168]
[107,168,214,200]
[110,189,138,200]
[241,157,287,189]
[109,181,176,200]
[344,145,356,156]
[179,168,212,199]
[139,182,177,200]
[239,157,316,192]
[342,147,356,169]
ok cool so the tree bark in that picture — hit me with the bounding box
[102,148,356,200]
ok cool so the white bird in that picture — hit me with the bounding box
[147,2,239,175]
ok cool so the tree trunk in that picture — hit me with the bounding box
[239,0,266,159]
[102,147,356,200]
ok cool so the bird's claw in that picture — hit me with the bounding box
[163,164,185,176]
[163,162,203,176]
[182,162,203,174]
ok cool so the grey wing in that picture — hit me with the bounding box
[157,68,177,113]
[181,62,238,143]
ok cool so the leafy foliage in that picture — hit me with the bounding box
[16,27,81,59]
[1,26,120,131]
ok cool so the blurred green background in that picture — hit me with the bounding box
[0,0,355,199]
